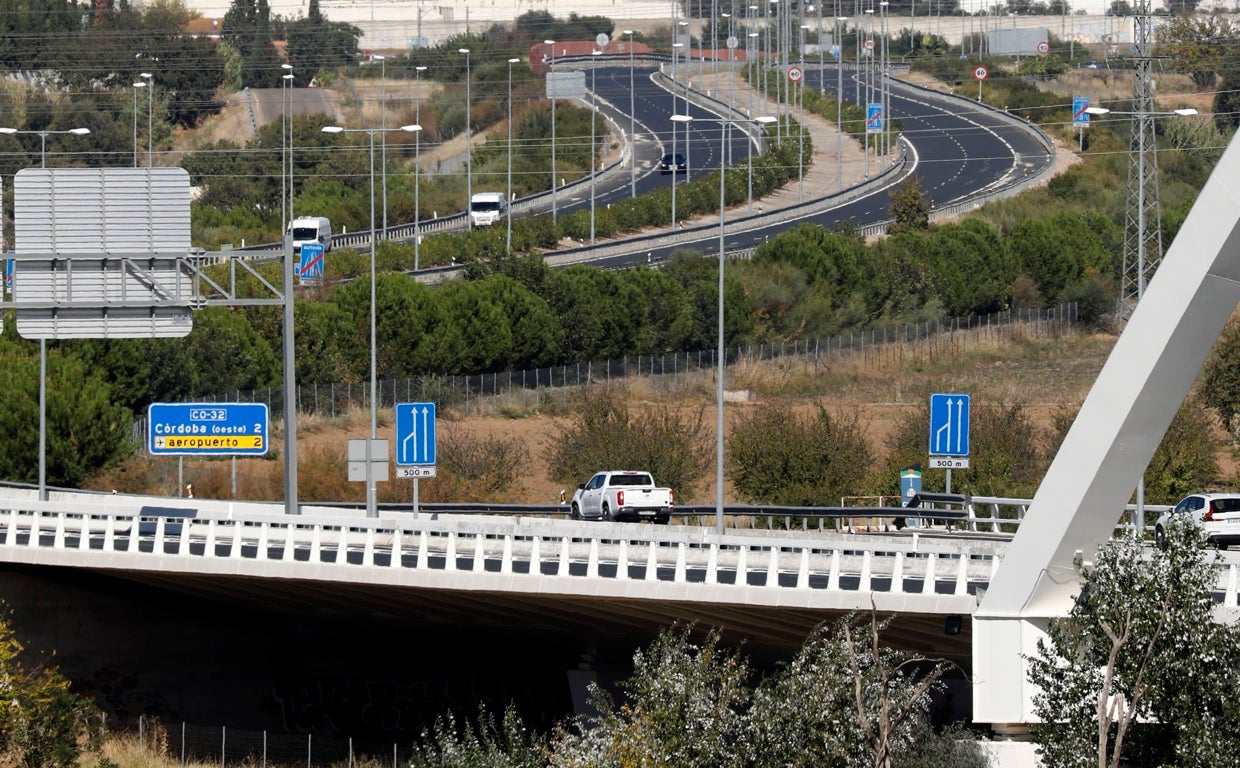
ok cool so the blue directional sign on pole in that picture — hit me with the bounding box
[1072,96,1091,126]
[866,103,883,133]
[148,402,269,456]
[395,402,437,477]
[298,242,325,284]
[929,393,970,457]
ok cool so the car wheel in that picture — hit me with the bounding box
[1154,525,1167,549]
[571,503,581,521]
[602,503,613,522]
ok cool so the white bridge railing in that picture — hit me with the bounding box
[0,496,998,610]
[1,494,1234,612]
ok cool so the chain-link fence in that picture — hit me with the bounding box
[190,303,1076,420]
[128,715,406,767]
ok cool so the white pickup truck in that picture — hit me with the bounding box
[570,471,675,524]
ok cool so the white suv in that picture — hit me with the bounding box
[1154,492,1240,549]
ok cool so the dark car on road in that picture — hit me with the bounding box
[660,152,687,173]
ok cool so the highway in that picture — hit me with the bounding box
[253,60,1053,269]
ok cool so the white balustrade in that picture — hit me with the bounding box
[24,498,1223,612]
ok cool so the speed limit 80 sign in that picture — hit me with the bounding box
[973,65,989,81]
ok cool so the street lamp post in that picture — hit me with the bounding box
[672,41,684,228]
[624,29,636,198]
[415,65,427,270]
[460,48,472,226]
[132,81,146,167]
[375,54,388,240]
[507,57,520,254]
[670,114,774,535]
[322,122,421,518]
[140,71,153,167]
[590,49,602,245]
[836,13,846,193]
[799,22,809,201]
[545,39,558,222]
[747,31,759,213]
[0,125,91,503]
[281,65,293,230]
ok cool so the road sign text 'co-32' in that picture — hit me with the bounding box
[148,403,269,455]
[929,393,970,457]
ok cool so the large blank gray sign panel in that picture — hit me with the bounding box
[13,168,194,339]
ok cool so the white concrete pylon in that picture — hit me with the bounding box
[975,132,1240,725]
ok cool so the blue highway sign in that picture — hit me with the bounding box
[1072,97,1090,126]
[929,393,971,456]
[866,103,883,133]
[298,242,325,284]
[148,402,269,456]
[395,402,437,465]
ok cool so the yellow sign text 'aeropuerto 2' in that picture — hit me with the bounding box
[153,435,265,451]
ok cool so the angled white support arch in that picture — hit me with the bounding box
[974,134,1240,724]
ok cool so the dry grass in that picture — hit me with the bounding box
[113,323,1119,506]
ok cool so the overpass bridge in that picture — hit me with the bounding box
[3,489,1239,672]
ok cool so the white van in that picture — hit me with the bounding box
[289,216,333,254]
[468,193,507,227]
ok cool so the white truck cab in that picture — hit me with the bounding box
[289,216,333,254]
[468,192,508,227]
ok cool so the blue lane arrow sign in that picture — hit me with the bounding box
[929,393,971,456]
[395,402,437,465]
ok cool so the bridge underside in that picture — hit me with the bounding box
[4,561,972,735]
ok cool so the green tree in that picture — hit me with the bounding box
[0,341,134,486]
[887,175,931,234]
[285,0,361,81]
[1027,523,1240,768]
[1212,67,1240,133]
[549,626,751,768]
[0,605,101,768]
[407,704,545,768]
[544,387,713,497]
[1201,317,1240,438]
[916,218,1016,317]
[728,402,875,505]
[1156,13,1236,91]
[1140,396,1221,503]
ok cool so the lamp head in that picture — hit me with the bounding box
[1174,108,1198,116]
[140,72,153,79]
[0,127,17,135]
[458,48,470,55]
[1084,107,1109,115]
[400,124,422,132]
[322,126,345,134]
[671,114,693,124]
[282,63,293,70]
[415,65,427,72]
[509,57,520,64]
[69,128,90,135]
